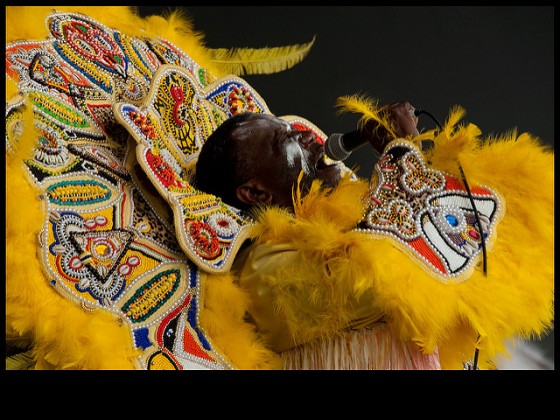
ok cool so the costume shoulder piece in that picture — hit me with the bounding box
[5,6,329,370]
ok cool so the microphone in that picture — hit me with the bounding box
[325,109,424,161]
[324,130,367,161]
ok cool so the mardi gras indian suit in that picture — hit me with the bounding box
[6,6,554,370]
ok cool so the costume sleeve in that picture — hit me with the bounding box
[238,240,385,353]
[237,176,388,352]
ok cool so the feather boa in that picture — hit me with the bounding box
[250,113,554,369]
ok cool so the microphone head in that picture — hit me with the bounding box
[325,132,352,161]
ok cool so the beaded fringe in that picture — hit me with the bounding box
[282,324,441,370]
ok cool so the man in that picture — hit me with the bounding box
[192,102,445,369]
[194,102,418,212]
[6,6,552,372]
[192,98,554,370]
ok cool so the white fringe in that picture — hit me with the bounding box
[282,323,441,370]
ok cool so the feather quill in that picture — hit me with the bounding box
[205,36,316,76]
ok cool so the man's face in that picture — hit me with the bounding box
[232,113,341,208]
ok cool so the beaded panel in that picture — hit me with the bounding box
[6,10,336,369]
[5,11,232,369]
[358,140,504,283]
[113,66,270,273]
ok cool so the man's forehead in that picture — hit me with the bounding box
[233,114,290,139]
[240,114,289,128]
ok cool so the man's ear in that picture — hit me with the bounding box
[236,179,273,207]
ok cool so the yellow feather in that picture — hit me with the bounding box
[200,273,283,369]
[444,105,467,129]
[334,94,396,136]
[335,94,443,146]
[6,350,36,370]
[206,36,316,76]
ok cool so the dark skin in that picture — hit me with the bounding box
[231,101,419,210]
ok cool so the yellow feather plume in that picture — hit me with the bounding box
[201,273,283,369]
[334,93,436,148]
[206,36,316,76]
[335,94,393,131]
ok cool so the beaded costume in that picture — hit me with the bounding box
[6,6,554,370]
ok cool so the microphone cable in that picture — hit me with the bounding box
[414,108,442,129]
[415,107,486,371]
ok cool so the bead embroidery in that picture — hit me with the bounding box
[112,65,275,273]
[7,11,238,370]
[7,10,348,369]
[359,140,504,282]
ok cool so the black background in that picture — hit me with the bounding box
[138,6,554,179]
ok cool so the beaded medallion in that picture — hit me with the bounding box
[359,140,504,282]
